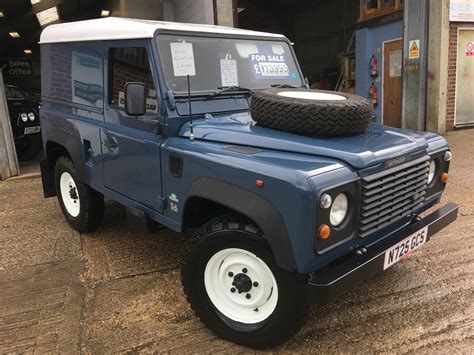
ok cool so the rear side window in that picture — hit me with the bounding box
[5,86,27,99]
[108,47,158,113]
[41,43,104,110]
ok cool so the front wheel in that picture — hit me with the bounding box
[181,215,307,348]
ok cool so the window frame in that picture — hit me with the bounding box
[153,30,305,96]
[107,43,160,115]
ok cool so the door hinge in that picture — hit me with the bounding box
[155,123,168,136]
[158,197,166,212]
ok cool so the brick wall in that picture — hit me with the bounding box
[49,44,73,103]
[45,42,105,109]
[446,22,474,129]
[111,60,154,106]
[110,48,155,106]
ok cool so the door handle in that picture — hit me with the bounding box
[101,138,118,149]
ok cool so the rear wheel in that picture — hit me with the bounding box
[181,215,307,348]
[54,156,104,232]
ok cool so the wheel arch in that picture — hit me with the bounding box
[43,138,88,197]
[184,178,298,272]
[41,140,73,198]
[45,140,72,166]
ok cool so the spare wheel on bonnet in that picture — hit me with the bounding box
[250,88,373,137]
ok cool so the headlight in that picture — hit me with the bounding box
[330,193,348,227]
[428,160,436,184]
[20,113,28,122]
[444,151,452,162]
[28,112,35,121]
[320,193,332,209]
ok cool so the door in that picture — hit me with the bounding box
[383,39,403,128]
[102,41,163,212]
[455,29,474,126]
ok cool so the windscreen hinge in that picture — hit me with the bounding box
[165,90,176,110]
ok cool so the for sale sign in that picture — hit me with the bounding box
[466,41,474,56]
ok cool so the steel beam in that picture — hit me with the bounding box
[402,0,430,131]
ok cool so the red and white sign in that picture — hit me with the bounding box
[467,41,474,56]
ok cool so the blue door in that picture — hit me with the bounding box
[102,41,163,212]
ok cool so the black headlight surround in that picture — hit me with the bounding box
[315,180,361,254]
[426,150,450,197]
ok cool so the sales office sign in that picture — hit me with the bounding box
[1,58,33,77]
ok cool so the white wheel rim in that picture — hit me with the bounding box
[204,248,279,324]
[60,172,80,217]
[277,91,347,101]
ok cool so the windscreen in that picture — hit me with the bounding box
[5,86,29,99]
[156,34,303,94]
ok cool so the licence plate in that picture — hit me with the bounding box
[24,126,40,135]
[383,226,428,270]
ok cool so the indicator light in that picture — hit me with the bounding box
[318,224,331,240]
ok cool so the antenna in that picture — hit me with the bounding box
[187,74,194,141]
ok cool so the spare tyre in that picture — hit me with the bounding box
[250,88,373,137]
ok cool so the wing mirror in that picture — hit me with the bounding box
[124,82,146,116]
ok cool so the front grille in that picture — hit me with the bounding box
[359,155,430,237]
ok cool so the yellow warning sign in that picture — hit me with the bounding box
[409,40,420,59]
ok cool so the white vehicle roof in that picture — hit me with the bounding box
[39,17,285,44]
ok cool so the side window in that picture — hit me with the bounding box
[108,47,158,114]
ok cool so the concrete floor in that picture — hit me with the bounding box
[0,129,473,353]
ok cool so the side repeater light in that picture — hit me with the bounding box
[440,173,449,183]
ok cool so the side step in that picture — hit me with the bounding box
[126,206,164,234]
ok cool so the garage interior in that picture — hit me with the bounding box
[0,0,406,110]
[237,0,406,127]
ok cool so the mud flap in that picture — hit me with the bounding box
[40,160,56,198]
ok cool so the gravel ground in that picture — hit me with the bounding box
[0,129,473,353]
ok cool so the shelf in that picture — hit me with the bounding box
[358,0,404,23]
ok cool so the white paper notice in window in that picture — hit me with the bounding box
[170,42,196,76]
[220,58,238,87]
[390,50,402,77]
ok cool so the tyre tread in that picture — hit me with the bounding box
[181,214,307,348]
[251,88,372,137]
[54,156,104,232]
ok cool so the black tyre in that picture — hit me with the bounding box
[16,134,42,161]
[54,156,104,232]
[251,88,372,137]
[181,215,307,348]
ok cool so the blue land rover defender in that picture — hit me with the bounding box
[39,18,458,347]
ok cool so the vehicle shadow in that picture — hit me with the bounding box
[81,199,187,283]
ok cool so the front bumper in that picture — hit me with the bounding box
[306,202,458,304]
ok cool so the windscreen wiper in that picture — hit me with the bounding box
[270,84,300,88]
[206,86,254,100]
